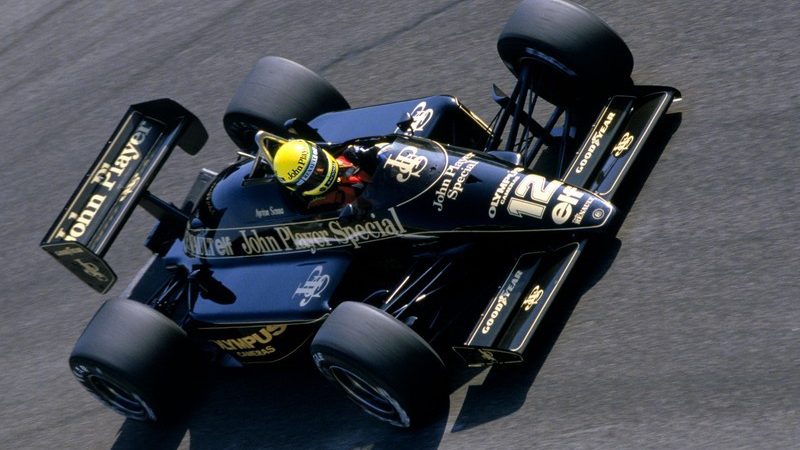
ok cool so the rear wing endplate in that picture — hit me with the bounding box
[40,99,207,293]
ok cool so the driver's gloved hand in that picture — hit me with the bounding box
[337,198,372,224]
[344,143,384,174]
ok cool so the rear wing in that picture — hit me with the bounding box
[40,99,207,293]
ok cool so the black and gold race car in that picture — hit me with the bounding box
[41,0,679,427]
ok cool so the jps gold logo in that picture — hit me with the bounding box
[521,285,543,311]
[118,173,141,202]
[612,132,635,157]
[383,147,428,182]
[293,265,330,307]
[478,349,497,363]
[409,101,434,131]
[75,259,108,282]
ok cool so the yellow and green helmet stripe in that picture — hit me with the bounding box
[302,150,339,196]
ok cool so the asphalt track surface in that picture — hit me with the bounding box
[1,1,798,448]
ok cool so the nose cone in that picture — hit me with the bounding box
[569,194,614,229]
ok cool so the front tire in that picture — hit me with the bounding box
[69,299,195,422]
[310,302,447,428]
[223,56,349,151]
[497,0,633,104]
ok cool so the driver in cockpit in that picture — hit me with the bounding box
[272,139,380,210]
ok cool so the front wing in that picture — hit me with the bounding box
[454,241,584,366]
[562,87,680,200]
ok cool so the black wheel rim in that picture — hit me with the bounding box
[329,365,409,427]
[86,374,151,420]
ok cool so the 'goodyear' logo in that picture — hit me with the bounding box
[575,112,615,174]
[481,270,523,334]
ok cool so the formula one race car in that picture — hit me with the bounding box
[41,0,679,427]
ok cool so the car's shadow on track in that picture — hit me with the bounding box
[110,358,449,449]
[108,114,681,449]
[449,113,682,431]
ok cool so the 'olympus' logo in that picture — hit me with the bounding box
[488,168,523,218]
[211,324,287,351]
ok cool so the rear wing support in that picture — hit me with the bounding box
[40,99,207,293]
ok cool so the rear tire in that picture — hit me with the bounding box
[497,0,633,104]
[310,302,447,428]
[223,56,350,151]
[69,299,194,422]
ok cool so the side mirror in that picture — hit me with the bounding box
[337,200,373,224]
[283,118,324,141]
[395,112,414,135]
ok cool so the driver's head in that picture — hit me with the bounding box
[273,139,339,196]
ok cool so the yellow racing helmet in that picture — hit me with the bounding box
[273,139,339,196]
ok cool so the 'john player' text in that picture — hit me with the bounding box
[432,153,478,211]
[185,207,407,258]
[52,120,154,243]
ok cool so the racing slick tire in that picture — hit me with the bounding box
[224,56,350,151]
[69,299,194,422]
[497,0,633,104]
[310,302,447,428]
